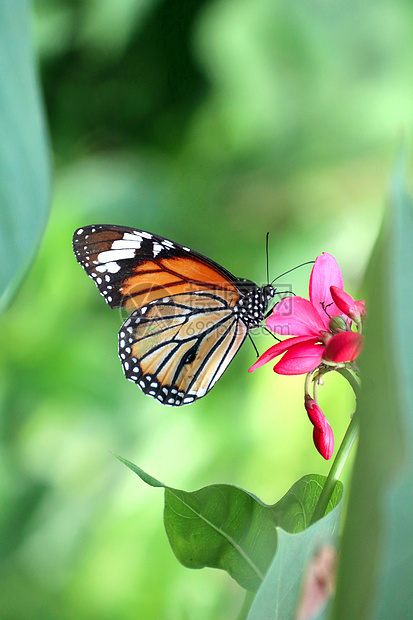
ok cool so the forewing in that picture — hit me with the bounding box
[118,291,247,405]
[73,225,240,311]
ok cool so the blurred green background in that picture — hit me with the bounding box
[1,0,412,618]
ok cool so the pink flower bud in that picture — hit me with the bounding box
[305,396,326,432]
[313,425,334,460]
[322,331,364,363]
[305,397,334,459]
[330,286,366,323]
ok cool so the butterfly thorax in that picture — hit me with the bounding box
[234,282,275,329]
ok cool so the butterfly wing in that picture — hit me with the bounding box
[73,225,241,312]
[118,291,248,405]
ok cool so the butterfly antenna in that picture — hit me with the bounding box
[271,261,314,285]
[266,232,270,285]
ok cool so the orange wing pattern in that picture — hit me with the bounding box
[73,225,240,311]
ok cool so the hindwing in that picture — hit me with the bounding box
[118,291,247,405]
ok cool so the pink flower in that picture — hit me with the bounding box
[249,253,364,375]
[305,397,334,460]
[248,252,365,461]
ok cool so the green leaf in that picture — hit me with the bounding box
[164,484,276,591]
[332,152,413,619]
[114,455,165,488]
[272,474,343,533]
[0,1,51,312]
[116,456,343,593]
[116,455,277,591]
[247,502,342,620]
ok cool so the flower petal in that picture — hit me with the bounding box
[273,341,324,375]
[309,253,344,328]
[266,297,326,337]
[313,424,334,460]
[248,335,318,372]
[323,331,364,363]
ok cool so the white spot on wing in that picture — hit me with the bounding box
[95,262,121,273]
[123,232,144,241]
[77,228,84,235]
[98,249,135,262]
[153,243,163,257]
[111,238,142,250]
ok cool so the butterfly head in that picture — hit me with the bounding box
[262,284,276,302]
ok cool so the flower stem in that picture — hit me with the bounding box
[336,367,361,398]
[310,410,359,525]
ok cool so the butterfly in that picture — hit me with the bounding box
[73,225,276,406]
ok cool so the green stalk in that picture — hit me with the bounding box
[310,369,360,525]
[310,409,359,525]
[336,367,361,397]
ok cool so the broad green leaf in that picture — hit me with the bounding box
[116,457,342,593]
[164,484,276,591]
[247,502,342,620]
[272,474,343,533]
[116,455,277,591]
[333,154,413,619]
[0,1,51,312]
